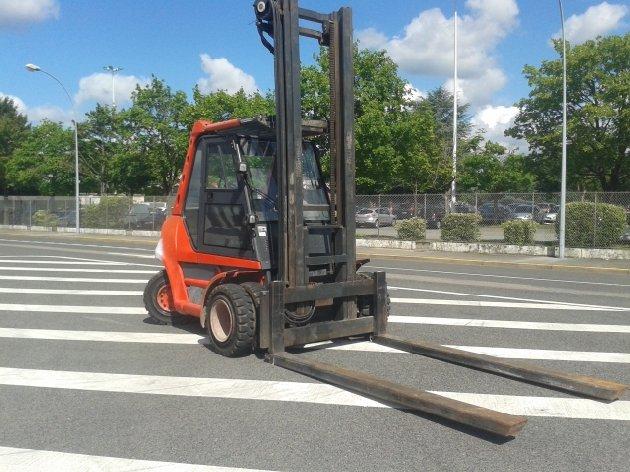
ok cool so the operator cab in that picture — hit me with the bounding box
[183,117,332,273]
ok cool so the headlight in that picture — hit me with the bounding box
[155,238,164,262]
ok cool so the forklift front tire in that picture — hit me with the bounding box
[205,284,256,357]
[143,271,182,325]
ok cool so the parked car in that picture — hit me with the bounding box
[507,204,540,222]
[56,210,76,227]
[620,227,630,243]
[478,202,512,224]
[422,202,476,229]
[122,203,166,229]
[542,205,559,224]
[355,207,396,227]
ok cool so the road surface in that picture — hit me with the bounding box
[0,232,628,471]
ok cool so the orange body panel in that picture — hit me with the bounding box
[161,118,264,319]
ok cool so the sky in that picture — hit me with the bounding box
[0,0,628,149]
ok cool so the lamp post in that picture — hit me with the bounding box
[25,63,80,233]
[450,5,458,207]
[557,0,568,258]
[103,65,123,109]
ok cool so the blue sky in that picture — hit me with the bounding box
[0,0,627,147]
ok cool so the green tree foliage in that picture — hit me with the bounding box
[458,141,536,192]
[81,104,124,194]
[507,34,629,191]
[125,77,190,194]
[6,121,75,195]
[0,97,30,194]
[187,87,274,124]
[301,47,451,193]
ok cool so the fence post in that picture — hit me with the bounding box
[377,194,381,237]
[28,199,32,228]
[593,193,598,247]
[475,193,478,212]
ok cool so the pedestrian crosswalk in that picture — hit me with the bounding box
[0,251,628,470]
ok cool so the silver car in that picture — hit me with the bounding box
[356,207,396,227]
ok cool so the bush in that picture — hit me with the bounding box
[441,213,482,242]
[32,210,59,228]
[502,219,538,245]
[395,217,426,240]
[558,202,626,248]
[82,196,130,229]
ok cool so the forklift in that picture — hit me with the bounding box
[144,0,626,437]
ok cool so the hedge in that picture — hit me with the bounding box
[395,217,426,241]
[82,196,130,229]
[558,202,626,248]
[32,210,59,228]
[440,213,481,242]
[502,219,537,245]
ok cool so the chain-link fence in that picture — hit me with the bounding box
[1,192,629,247]
[0,195,176,233]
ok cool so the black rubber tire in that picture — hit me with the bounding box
[241,281,264,309]
[143,271,183,325]
[205,283,256,357]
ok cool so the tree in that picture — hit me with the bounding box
[507,34,629,191]
[80,104,125,194]
[5,121,75,195]
[186,87,274,124]
[458,141,536,192]
[0,97,30,194]
[125,77,190,194]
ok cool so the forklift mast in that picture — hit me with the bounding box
[255,0,356,294]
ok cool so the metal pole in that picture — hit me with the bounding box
[103,66,123,109]
[73,120,80,232]
[25,65,81,233]
[558,0,568,258]
[450,8,458,206]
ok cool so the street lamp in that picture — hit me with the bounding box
[103,65,123,109]
[558,0,568,258]
[25,63,80,233]
[450,4,458,207]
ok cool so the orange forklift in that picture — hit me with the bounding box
[144,0,625,437]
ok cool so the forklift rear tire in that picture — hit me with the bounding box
[205,284,256,357]
[143,271,182,325]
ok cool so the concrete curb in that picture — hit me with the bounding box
[356,238,416,250]
[0,225,160,238]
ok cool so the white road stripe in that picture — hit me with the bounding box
[0,303,146,314]
[0,367,628,420]
[1,328,628,363]
[389,286,629,311]
[105,252,156,259]
[0,237,154,252]
[307,340,630,363]
[0,446,273,472]
[0,267,157,274]
[0,275,149,284]
[367,265,630,288]
[390,297,628,311]
[0,288,142,296]
[389,315,630,333]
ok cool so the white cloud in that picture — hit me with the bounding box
[0,92,27,115]
[74,73,148,106]
[356,0,519,107]
[404,83,426,104]
[356,27,388,50]
[473,105,526,151]
[1,92,72,124]
[444,68,507,108]
[555,2,628,44]
[197,54,258,95]
[0,0,59,27]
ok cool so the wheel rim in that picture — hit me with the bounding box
[209,297,234,343]
[156,284,174,312]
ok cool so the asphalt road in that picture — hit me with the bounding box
[0,232,628,471]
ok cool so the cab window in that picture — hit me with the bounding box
[206,142,238,189]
